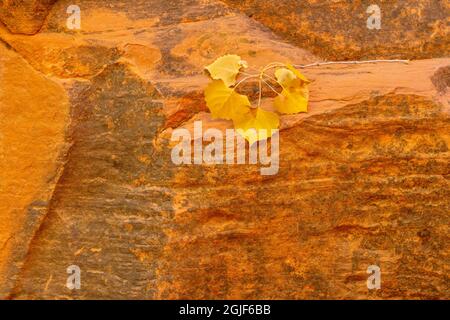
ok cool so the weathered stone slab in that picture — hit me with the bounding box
[0,43,69,297]
[0,0,57,34]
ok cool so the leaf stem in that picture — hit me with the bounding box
[257,69,264,108]
[262,73,278,84]
[256,62,288,107]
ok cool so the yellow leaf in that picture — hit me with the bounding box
[233,108,280,145]
[274,66,309,114]
[205,54,247,87]
[204,80,251,120]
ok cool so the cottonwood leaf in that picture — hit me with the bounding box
[286,64,310,84]
[233,108,280,145]
[204,80,251,120]
[274,66,309,114]
[274,68,297,88]
[205,54,247,87]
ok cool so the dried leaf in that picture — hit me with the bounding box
[204,80,251,120]
[274,66,309,114]
[233,108,280,145]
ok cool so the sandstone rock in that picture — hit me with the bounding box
[0,0,57,34]
[0,0,448,299]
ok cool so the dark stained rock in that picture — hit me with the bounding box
[223,0,450,60]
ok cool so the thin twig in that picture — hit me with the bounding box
[234,74,260,90]
[262,70,290,94]
[294,59,409,68]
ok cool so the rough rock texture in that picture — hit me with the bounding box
[0,0,449,299]
[223,0,450,60]
[0,0,57,34]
